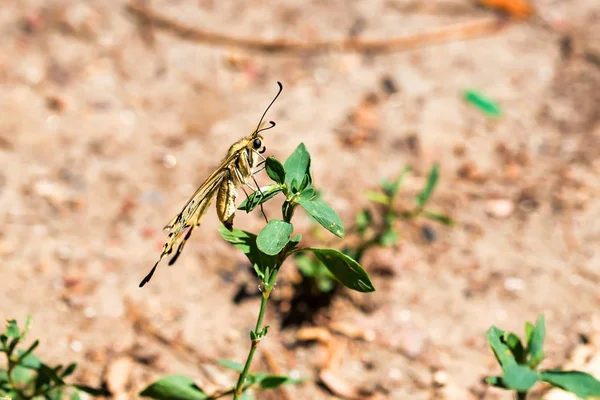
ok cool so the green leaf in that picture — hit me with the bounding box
[297,197,344,238]
[39,363,65,385]
[355,209,372,234]
[70,390,82,400]
[219,226,277,280]
[217,359,244,373]
[298,187,316,202]
[463,89,502,118]
[525,322,534,346]
[259,375,305,389]
[527,315,545,369]
[381,166,411,197]
[11,365,34,384]
[256,220,293,256]
[539,370,600,399]
[298,174,312,192]
[17,351,42,370]
[365,191,391,206]
[286,233,302,252]
[61,363,77,378]
[139,376,206,400]
[48,388,64,400]
[265,157,285,184]
[23,316,31,337]
[422,211,454,226]
[240,391,255,400]
[18,340,39,362]
[415,163,439,209]
[379,229,398,247]
[295,254,335,292]
[502,332,526,364]
[284,143,311,191]
[298,248,374,292]
[501,364,538,392]
[486,326,517,369]
[238,185,283,213]
[5,320,20,339]
[484,376,507,388]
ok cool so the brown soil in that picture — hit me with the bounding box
[1,1,599,399]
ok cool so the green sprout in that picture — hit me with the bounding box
[0,317,108,400]
[296,163,452,293]
[485,315,600,399]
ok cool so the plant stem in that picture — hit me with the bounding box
[233,267,280,399]
[233,201,296,399]
[516,392,527,400]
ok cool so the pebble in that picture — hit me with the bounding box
[421,225,437,243]
[319,369,358,399]
[162,153,177,169]
[105,356,134,395]
[388,368,403,381]
[432,370,448,387]
[485,199,515,218]
[504,277,525,292]
[381,75,399,95]
[69,339,83,353]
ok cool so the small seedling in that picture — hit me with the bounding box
[0,317,107,400]
[485,315,600,399]
[140,143,374,400]
[296,163,452,293]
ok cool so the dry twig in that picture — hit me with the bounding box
[125,1,508,54]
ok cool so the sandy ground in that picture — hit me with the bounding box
[1,0,600,399]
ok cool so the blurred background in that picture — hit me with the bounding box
[1,0,599,399]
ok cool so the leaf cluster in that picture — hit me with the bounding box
[0,317,107,400]
[486,315,600,399]
[297,163,452,292]
[235,143,374,293]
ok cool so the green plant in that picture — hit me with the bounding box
[0,317,107,400]
[485,315,600,399]
[140,143,374,400]
[296,163,452,293]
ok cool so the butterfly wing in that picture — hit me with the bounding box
[139,151,241,287]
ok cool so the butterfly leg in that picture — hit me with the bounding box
[250,175,269,224]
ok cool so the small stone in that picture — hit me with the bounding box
[485,199,515,218]
[421,225,437,243]
[432,370,448,387]
[314,68,329,84]
[319,369,358,399]
[46,95,67,112]
[296,326,332,344]
[69,340,83,353]
[381,75,399,95]
[504,162,521,181]
[105,356,133,394]
[83,306,97,319]
[504,277,525,292]
[162,154,177,169]
[388,368,403,381]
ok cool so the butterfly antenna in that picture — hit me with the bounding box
[254,81,283,136]
[256,121,276,135]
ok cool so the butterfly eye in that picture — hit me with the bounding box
[253,138,262,149]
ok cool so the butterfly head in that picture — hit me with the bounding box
[252,136,266,154]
